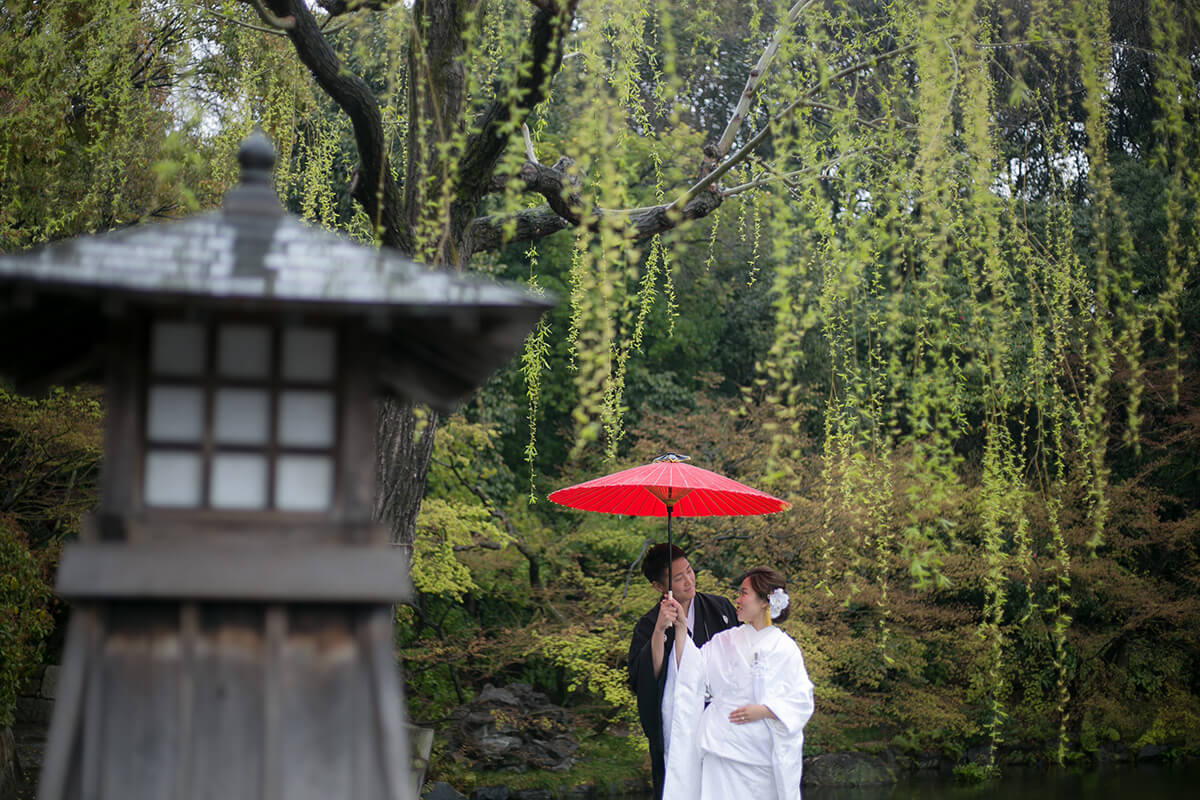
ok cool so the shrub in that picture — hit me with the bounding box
[0,517,54,726]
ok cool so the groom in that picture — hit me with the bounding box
[627,543,737,799]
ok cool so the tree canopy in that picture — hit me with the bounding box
[1,0,1198,786]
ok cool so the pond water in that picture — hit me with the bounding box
[610,762,1200,800]
[802,762,1200,800]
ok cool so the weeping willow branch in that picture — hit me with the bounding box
[456,0,579,203]
[263,0,413,252]
[801,100,890,132]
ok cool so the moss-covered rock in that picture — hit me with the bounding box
[804,752,900,786]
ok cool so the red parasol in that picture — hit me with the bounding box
[548,453,790,591]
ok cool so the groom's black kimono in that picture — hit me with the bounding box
[627,592,737,799]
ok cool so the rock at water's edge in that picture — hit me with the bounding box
[804,752,899,786]
[423,781,467,800]
[470,786,511,800]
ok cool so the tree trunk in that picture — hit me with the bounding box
[268,0,577,546]
[374,398,438,547]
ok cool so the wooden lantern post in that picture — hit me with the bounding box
[0,131,551,800]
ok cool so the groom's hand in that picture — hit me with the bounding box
[654,594,680,635]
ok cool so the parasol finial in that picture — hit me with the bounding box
[652,452,691,463]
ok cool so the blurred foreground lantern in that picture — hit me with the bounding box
[0,131,552,800]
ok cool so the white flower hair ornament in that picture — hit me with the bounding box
[768,588,790,619]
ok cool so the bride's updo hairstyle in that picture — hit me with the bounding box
[739,566,789,623]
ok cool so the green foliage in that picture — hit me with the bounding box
[953,762,999,784]
[0,385,102,726]
[411,498,505,601]
[1134,688,1200,752]
[533,624,640,729]
[0,1,211,247]
[0,517,54,727]
[434,728,646,795]
[0,386,102,547]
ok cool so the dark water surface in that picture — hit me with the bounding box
[803,762,1200,800]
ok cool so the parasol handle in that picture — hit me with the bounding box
[666,504,673,600]
[652,484,688,599]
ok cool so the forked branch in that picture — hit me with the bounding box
[467,38,922,255]
[250,0,295,29]
[664,41,922,215]
[715,0,819,159]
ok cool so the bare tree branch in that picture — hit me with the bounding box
[722,152,864,196]
[205,8,288,37]
[666,42,923,214]
[314,0,351,16]
[315,0,387,15]
[465,205,573,255]
[715,0,819,159]
[521,123,539,164]
[464,178,722,257]
[617,539,652,610]
[521,157,582,221]
[466,40,920,256]
[453,541,504,551]
[251,0,295,29]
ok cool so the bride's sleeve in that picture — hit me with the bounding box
[762,644,814,737]
[662,636,708,799]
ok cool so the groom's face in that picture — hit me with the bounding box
[655,557,695,605]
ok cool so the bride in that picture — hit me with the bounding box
[660,566,814,800]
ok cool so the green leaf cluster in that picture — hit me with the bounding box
[0,517,53,728]
[0,385,102,726]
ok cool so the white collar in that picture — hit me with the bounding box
[742,623,776,645]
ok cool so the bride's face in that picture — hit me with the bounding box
[735,578,768,624]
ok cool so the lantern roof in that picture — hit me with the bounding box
[0,130,553,408]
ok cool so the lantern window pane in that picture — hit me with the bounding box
[144,451,203,507]
[278,390,335,447]
[282,327,336,382]
[210,454,268,509]
[275,456,334,511]
[150,321,206,376]
[146,386,205,442]
[213,389,270,445]
[217,324,271,378]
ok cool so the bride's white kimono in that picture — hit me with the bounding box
[662,624,814,800]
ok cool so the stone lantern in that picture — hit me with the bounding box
[0,131,551,800]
